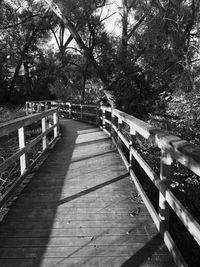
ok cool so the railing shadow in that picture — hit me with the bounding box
[120,234,171,267]
[59,172,129,205]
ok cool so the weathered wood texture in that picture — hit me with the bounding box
[0,120,175,267]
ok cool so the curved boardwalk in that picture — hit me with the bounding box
[0,120,175,267]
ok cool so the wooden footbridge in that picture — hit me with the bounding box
[0,102,200,266]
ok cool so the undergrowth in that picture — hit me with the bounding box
[0,106,53,197]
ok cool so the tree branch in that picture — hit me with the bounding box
[0,14,39,30]
[127,15,146,40]
[63,34,73,50]
[49,15,61,50]
[65,47,83,54]
[44,0,118,107]
[100,12,116,23]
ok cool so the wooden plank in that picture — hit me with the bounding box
[0,257,175,267]
[5,212,150,221]
[0,226,158,238]
[0,244,169,258]
[0,235,156,247]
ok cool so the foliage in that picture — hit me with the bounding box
[0,0,54,103]
[0,0,200,110]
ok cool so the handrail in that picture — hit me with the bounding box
[0,108,59,207]
[100,106,200,267]
[24,101,200,266]
[25,100,64,114]
[25,101,98,123]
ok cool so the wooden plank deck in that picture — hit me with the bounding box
[0,120,175,267]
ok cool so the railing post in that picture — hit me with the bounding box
[159,150,172,230]
[129,125,136,171]
[96,105,99,126]
[36,102,40,113]
[31,102,33,114]
[25,102,28,115]
[80,104,83,119]
[39,102,42,113]
[117,117,122,146]
[110,108,114,137]
[41,117,47,150]
[18,127,27,174]
[53,111,58,139]
[102,109,106,129]
[68,103,72,119]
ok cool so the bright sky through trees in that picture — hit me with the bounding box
[46,0,122,52]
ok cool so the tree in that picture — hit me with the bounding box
[44,0,118,106]
[0,0,52,102]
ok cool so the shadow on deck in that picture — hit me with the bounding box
[0,120,175,267]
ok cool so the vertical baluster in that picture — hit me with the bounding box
[53,112,58,139]
[18,127,26,174]
[42,117,47,150]
[159,150,172,230]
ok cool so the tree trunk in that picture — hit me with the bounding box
[8,28,39,100]
[81,64,88,104]
[24,61,32,97]
[8,58,23,99]
[121,0,128,70]
[44,0,117,107]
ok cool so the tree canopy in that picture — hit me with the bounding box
[0,0,200,115]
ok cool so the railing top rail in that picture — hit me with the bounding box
[110,108,200,177]
[0,108,58,138]
[26,100,56,103]
[101,105,112,112]
[71,104,97,107]
[26,101,96,106]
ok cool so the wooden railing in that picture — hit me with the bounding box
[25,101,200,266]
[25,101,98,123]
[100,106,200,267]
[0,108,59,208]
[25,100,59,114]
